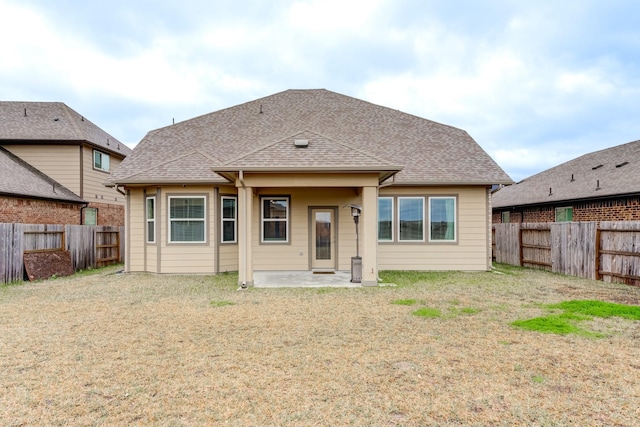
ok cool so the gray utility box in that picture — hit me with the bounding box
[350,256,362,283]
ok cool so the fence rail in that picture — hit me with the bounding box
[493,221,640,286]
[0,223,124,284]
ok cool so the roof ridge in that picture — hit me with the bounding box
[195,148,222,164]
[59,103,85,140]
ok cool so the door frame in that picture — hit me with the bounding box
[308,206,338,271]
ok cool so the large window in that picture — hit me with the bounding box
[168,196,206,243]
[429,197,456,241]
[398,197,424,241]
[93,150,110,172]
[378,197,393,241]
[261,197,289,243]
[555,206,573,222]
[146,196,156,243]
[221,196,237,243]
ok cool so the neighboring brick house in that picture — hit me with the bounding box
[0,146,86,224]
[492,139,640,223]
[0,102,131,226]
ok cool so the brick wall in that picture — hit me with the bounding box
[0,196,82,224]
[493,197,640,223]
[574,198,640,221]
[87,201,125,227]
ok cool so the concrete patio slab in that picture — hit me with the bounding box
[252,270,361,288]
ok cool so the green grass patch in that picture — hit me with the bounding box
[512,315,585,335]
[548,300,640,320]
[511,299,640,337]
[412,307,442,318]
[210,300,236,307]
[460,307,481,314]
[392,299,419,306]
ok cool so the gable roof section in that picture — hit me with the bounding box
[112,89,511,185]
[0,146,85,204]
[492,139,640,208]
[0,101,132,157]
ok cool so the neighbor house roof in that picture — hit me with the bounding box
[0,146,86,204]
[492,139,640,209]
[0,101,131,157]
[111,89,511,186]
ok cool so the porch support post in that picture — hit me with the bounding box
[361,185,378,286]
[238,185,254,287]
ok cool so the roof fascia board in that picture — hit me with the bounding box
[494,191,640,210]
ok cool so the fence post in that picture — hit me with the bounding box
[595,225,601,280]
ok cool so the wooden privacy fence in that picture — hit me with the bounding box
[0,224,125,284]
[493,221,640,286]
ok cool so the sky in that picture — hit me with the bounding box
[1,0,639,182]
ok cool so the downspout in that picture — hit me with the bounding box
[239,170,248,288]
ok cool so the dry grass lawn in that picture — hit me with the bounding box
[1,264,640,426]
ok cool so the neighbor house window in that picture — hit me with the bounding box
[221,196,237,243]
[378,197,393,241]
[429,196,456,241]
[398,197,424,241]
[168,196,206,243]
[93,150,110,172]
[555,206,573,222]
[501,211,510,223]
[146,196,156,243]
[261,196,289,243]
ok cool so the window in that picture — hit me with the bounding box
[555,206,573,222]
[398,197,424,241]
[429,197,456,241]
[501,211,510,224]
[93,150,110,172]
[146,196,156,243]
[378,197,394,241]
[168,196,206,243]
[221,196,237,243]
[261,197,289,242]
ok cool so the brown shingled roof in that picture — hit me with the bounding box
[0,101,131,157]
[0,146,85,204]
[111,89,511,185]
[492,139,640,208]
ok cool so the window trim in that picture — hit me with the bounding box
[428,196,457,243]
[93,149,110,172]
[555,206,573,222]
[167,195,207,244]
[377,196,394,242]
[221,195,237,244]
[260,196,290,244]
[146,196,156,244]
[397,196,425,242]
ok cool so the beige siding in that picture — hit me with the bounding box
[158,186,216,274]
[251,187,360,271]
[219,244,238,272]
[377,186,490,271]
[5,144,81,194]
[82,146,126,205]
[127,189,146,272]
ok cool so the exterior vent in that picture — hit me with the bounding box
[294,139,308,148]
[616,161,629,168]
